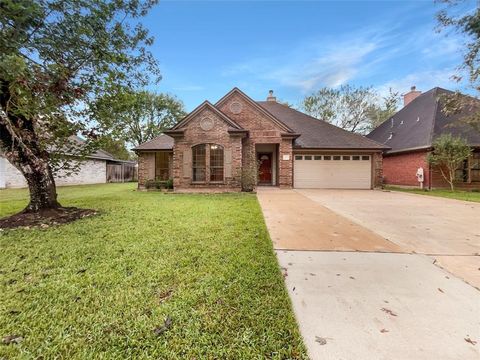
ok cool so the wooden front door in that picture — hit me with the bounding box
[258,153,272,184]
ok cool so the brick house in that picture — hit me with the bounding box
[367,86,480,189]
[134,88,388,191]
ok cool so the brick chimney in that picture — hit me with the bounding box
[266,89,276,102]
[403,86,421,107]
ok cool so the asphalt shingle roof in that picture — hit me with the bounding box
[367,87,480,153]
[257,101,388,150]
[133,134,174,151]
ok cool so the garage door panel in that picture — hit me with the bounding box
[294,155,371,189]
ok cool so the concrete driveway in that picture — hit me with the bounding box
[297,189,480,289]
[257,188,480,360]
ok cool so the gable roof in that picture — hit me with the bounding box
[257,101,388,150]
[171,100,243,131]
[61,136,114,160]
[367,87,480,153]
[133,133,174,151]
[215,87,295,133]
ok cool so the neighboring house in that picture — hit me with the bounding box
[367,86,480,189]
[134,88,388,191]
[0,136,136,189]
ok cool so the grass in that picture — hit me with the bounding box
[386,185,480,203]
[0,183,307,359]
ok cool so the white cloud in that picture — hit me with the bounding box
[222,33,384,92]
[220,20,466,95]
[376,68,460,98]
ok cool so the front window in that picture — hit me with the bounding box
[210,144,224,182]
[192,144,206,182]
[471,152,480,182]
[192,144,224,183]
[155,152,170,180]
[455,159,468,183]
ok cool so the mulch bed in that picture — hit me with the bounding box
[0,207,97,229]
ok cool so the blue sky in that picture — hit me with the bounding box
[143,0,470,111]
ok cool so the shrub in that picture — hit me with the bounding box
[145,179,165,190]
[427,134,471,191]
[165,179,173,189]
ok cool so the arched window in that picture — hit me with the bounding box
[192,144,206,182]
[191,144,224,183]
[210,144,224,182]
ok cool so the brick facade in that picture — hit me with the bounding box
[383,150,480,189]
[217,93,293,188]
[372,152,384,188]
[135,89,387,192]
[171,106,243,191]
[383,151,430,188]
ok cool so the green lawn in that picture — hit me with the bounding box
[0,183,307,359]
[386,186,480,203]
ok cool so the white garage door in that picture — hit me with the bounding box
[294,154,372,189]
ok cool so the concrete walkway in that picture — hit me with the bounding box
[257,188,480,360]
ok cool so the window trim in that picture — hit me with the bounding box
[192,144,207,182]
[155,151,170,180]
[209,144,224,182]
[191,143,225,184]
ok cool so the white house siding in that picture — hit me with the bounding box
[0,156,107,189]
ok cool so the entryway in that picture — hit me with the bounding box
[256,144,278,186]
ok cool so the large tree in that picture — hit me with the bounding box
[0,0,160,213]
[367,88,401,130]
[301,84,393,133]
[437,0,480,132]
[92,90,186,148]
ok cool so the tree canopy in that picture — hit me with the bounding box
[437,0,480,132]
[0,0,160,212]
[92,90,186,148]
[301,85,400,133]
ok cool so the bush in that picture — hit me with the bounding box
[145,179,173,190]
[145,179,164,190]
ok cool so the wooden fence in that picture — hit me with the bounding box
[106,162,137,183]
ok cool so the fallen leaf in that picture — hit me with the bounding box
[2,335,23,345]
[315,336,327,345]
[349,276,355,280]
[381,307,398,317]
[153,316,172,336]
[380,329,389,333]
[76,268,87,274]
[158,289,173,304]
[438,288,444,293]
[465,337,477,346]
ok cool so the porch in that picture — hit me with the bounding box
[255,143,279,187]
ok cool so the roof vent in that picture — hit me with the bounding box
[267,90,277,102]
[400,120,404,125]
[388,132,393,140]
[416,116,420,122]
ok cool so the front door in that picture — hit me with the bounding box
[258,153,272,184]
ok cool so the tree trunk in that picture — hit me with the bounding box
[1,79,61,213]
[7,151,61,213]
